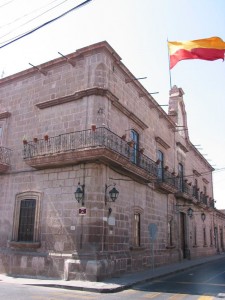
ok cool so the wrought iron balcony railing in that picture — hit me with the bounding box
[23,127,158,179]
[157,168,179,190]
[176,181,211,207]
[0,146,12,172]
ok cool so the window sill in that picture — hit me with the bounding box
[130,246,145,251]
[8,241,41,249]
[166,245,176,249]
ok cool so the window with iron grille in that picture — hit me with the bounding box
[134,213,141,247]
[10,191,41,248]
[18,199,36,242]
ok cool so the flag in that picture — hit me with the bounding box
[168,37,225,69]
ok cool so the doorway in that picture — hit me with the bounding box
[180,212,188,259]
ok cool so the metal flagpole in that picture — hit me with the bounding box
[167,38,172,89]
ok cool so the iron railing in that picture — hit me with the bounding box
[22,128,213,205]
[157,168,179,189]
[23,127,158,178]
[0,146,11,165]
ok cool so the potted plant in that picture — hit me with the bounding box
[127,140,134,147]
[91,124,96,132]
[44,134,49,141]
[121,134,126,141]
[22,135,27,145]
[33,137,38,143]
[139,148,144,154]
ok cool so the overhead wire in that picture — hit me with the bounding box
[0,0,71,41]
[0,0,15,9]
[0,0,62,30]
[0,0,92,49]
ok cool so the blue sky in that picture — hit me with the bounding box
[0,0,225,208]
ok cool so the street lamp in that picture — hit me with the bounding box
[187,207,193,218]
[74,182,85,205]
[105,183,119,204]
[201,212,206,222]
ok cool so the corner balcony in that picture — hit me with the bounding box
[0,146,12,172]
[23,127,158,183]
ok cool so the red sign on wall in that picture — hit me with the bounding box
[79,207,86,215]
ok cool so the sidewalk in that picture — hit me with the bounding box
[0,254,224,293]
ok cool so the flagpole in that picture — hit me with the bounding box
[167,38,172,89]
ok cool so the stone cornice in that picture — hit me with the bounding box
[0,112,11,119]
[36,87,119,109]
[36,87,148,130]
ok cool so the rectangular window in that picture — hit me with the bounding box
[18,199,36,242]
[168,220,173,246]
[203,227,207,246]
[210,228,213,246]
[134,213,141,247]
[194,226,197,246]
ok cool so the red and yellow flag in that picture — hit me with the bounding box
[168,37,225,69]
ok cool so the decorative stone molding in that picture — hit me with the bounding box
[10,191,42,247]
[176,142,188,153]
[155,136,170,149]
[203,178,209,184]
[36,87,148,130]
[193,169,201,177]
[36,87,119,109]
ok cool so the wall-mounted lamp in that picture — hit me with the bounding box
[105,183,119,205]
[201,212,206,222]
[74,182,85,205]
[187,207,193,218]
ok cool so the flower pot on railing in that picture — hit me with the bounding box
[23,139,27,145]
[121,134,126,141]
[156,159,160,165]
[91,124,96,132]
[33,137,38,143]
[140,148,144,154]
[127,140,134,147]
[44,135,49,141]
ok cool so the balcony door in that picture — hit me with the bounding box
[130,129,139,164]
[178,163,184,192]
[157,150,164,181]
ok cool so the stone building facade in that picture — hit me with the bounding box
[0,41,224,281]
